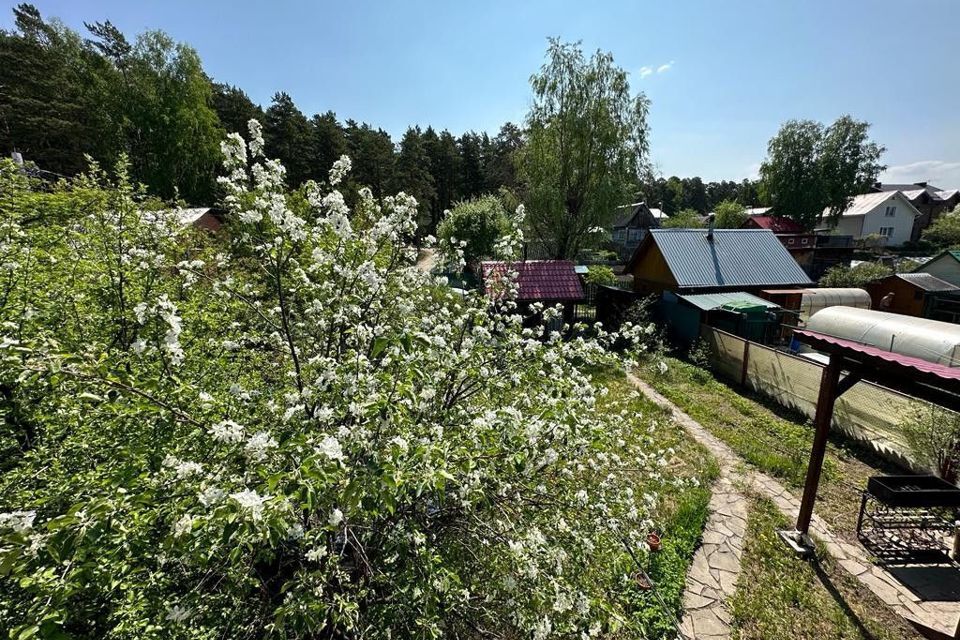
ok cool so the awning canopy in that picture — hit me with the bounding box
[678,291,781,312]
[793,329,960,410]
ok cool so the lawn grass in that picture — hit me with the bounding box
[636,356,907,540]
[730,496,922,640]
[591,368,720,638]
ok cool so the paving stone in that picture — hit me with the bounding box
[626,373,960,638]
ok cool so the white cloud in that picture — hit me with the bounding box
[881,160,960,189]
[656,60,675,74]
[637,61,674,80]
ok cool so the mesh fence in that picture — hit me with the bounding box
[702,327,930,465]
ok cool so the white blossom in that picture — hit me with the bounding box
[230,489,268,521]
[316,435,344,461]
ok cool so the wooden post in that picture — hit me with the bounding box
[796,354,844,535]
[740,339,751,387]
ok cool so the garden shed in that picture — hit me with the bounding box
[913,249,960,287]
[864,273,960,319]
[624,228,813,295]
[481,260,585,324]
[660,291,782,345]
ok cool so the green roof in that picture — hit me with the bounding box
[677,292,781,312]
[914,249,960,271]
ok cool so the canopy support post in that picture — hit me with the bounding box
[796,354,843,535]
[779,353,843,553]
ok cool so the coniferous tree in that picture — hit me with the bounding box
[212,84,264,137]
[264,92,312,188]
[345,120,395,200]
[308,111,347,181]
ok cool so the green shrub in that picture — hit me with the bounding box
[819,261,891,287]
[437,194,510,269]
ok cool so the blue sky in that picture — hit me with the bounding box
[5,0,960,186]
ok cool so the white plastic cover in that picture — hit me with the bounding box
[799,288,871,322]
[805,306,960,366]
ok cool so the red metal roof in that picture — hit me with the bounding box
[793,329,960,383]
[746,216,806,234]
[481,260,585,302]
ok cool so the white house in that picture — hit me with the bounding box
[826,191,920,247]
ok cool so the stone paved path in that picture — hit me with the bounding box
[628,373,959,640]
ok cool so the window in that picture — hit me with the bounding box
[787,238,795,245]
[613,229,625,242]
[879,226,894,237]
[801,238,809,246]
[885,205,896,217]
[627,228,644,242]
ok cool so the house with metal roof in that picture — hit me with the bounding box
[869,183,959,240]
[624,228,813,295]
[914,249,960,287]
[481,260,585,324]
[825,191,921,247]
[864,272,960,321]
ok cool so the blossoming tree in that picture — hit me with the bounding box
[0,122,681,639]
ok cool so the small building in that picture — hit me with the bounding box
[481,260,585,324]
[610,202,664,261]
[825,191,920,247]
[660,291,782,345]
[914,249,960,287]
[174,208,224,232]
[624,228,813,295]
[864,272,960,319]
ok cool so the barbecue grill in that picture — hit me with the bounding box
[857,475,960,565]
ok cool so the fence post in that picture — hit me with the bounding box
[740,339,751,387]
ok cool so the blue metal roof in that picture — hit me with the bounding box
[634,229,813,289]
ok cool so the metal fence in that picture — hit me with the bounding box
[701,326,935,468]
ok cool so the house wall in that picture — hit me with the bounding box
[917,255,960,287]
[858,195,916,246]
[630,244,677,293]
[832,216,863,239]
[865,277,926,317]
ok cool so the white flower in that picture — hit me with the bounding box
[131,339,146,354]
[316,435,344,461]
[390,435,409,453]
[210,420,244,443]
[306,546,327,562]
[166,604,192,624]
[173,514,194,538]
[231,489,268,520]
[163,456,202,479]
[248,119,264,158]
[0,510,36,533]
[197,486,225,507]
[328,155,352,186]
[328,508,343,527]
[245,431,278,461]
[656,360,669,375]
[533,616,552,640]
[133,302,149,325]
